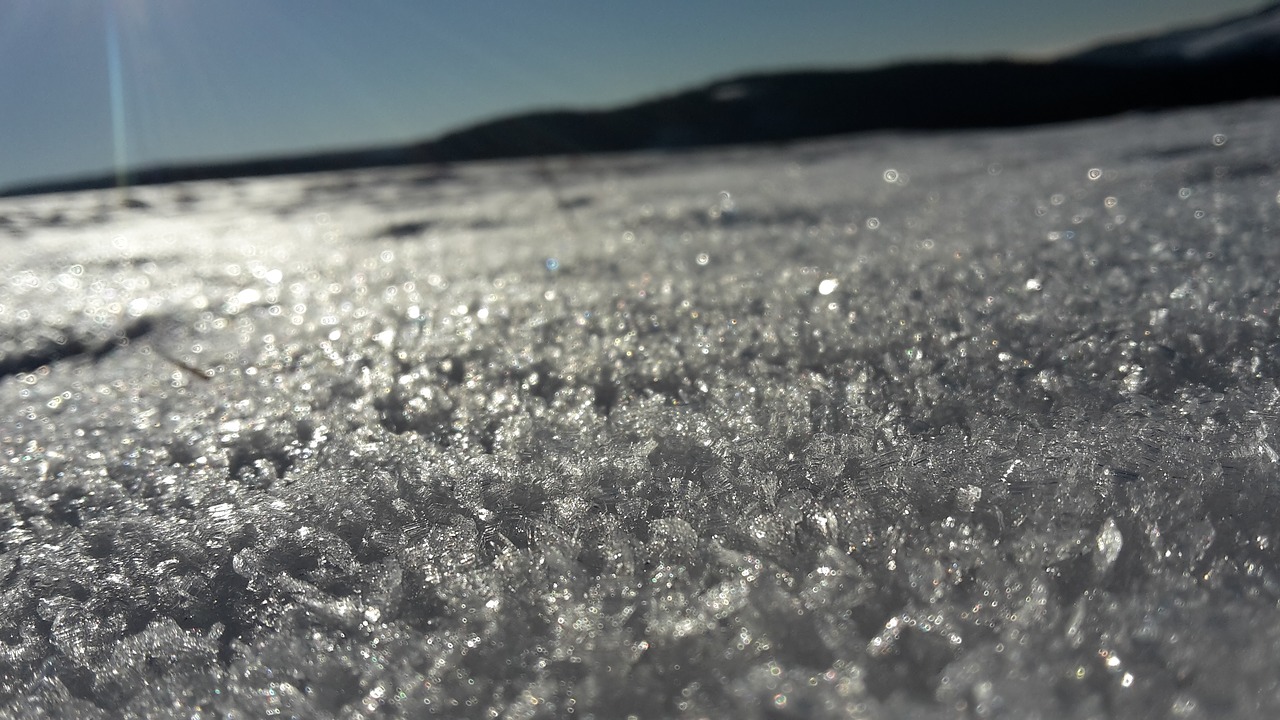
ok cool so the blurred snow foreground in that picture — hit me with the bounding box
[2,100,1280,719]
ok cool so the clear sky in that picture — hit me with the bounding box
[0,0,1266,190]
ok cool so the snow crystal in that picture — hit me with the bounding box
[1095,516,1124,572]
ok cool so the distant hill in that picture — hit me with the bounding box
[5,3,1279,197]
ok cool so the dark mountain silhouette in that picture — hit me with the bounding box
[5,2,1279,197]
[1071,1,1280,66]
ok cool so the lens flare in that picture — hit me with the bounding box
[104,0,128,188]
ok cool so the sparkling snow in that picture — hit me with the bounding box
[1,99,1279,718]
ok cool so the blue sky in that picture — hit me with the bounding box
[0,0,1265,190]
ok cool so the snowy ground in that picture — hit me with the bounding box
[2,100,1279,718]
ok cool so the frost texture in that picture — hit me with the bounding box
[1,100,1280,718]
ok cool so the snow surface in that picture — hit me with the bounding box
[1,100,1279,718]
